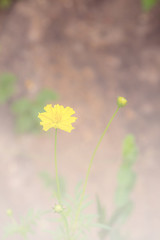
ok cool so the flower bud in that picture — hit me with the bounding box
[53,204,63,213]
[6,209,13,216]
[117,96,127,108]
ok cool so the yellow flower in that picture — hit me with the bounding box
[38,104,77,132]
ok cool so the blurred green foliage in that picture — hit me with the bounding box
[0,71,58,133]
[11,89,58,133]
[0,0,12,8]
[0,73,17,103]
[3,135,137,240]
[141,0,160,10]
[97,135,138,240]
[0,0,159,12]
[4,175,110,240]
[3,209,47,239]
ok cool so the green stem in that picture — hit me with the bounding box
[75,107,120,225]
[54,130,70,239]
[54,128,61,204]
[61,213,70,240]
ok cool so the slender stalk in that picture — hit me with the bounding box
[74,107,120,225]
[54,128,61,204]
[54,129,70,239]
[61,212,70,240]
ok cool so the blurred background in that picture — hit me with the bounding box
[0,0,160,239]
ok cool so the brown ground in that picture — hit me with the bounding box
[0,0,160,239]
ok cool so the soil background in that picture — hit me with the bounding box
[0,0,160,239]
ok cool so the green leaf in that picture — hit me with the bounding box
[0,73,17,103]
[122,135,138,166]
[114,135,138,208]
[107,134,138,240]
[115,167,136,207]
[115,188,131,208]
[117,167,136,189]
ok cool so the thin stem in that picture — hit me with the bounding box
[54,128,61,204]
[75,107,120,225]
[54,130,70,239]
[61,212,70,240]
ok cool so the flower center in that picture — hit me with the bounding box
[55,113,62,123]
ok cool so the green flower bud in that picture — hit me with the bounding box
[6,209,13,216]
[53,204,63,213]
[117,96,127,108]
